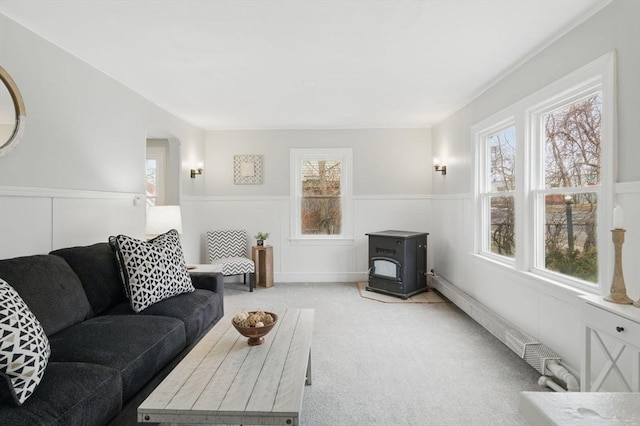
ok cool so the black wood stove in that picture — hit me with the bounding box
[366,230,429,299]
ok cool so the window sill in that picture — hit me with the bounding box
[289,238,354,246]
[468,253,598,304]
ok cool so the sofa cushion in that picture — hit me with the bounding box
[0,279,51,405]
[0,255,92,336]
[48,315,185,401]
[110,230,195,313]
[107,289,223,344]
[50,243,126,315]
[0,362,122,426]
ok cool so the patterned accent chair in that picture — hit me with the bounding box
[206,230,255,292]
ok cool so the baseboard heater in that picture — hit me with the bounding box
[432,275,579,392]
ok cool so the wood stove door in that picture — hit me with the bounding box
[370,257,401,281]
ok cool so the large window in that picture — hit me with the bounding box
[473,52,615,292]
[290,148,353,241]
[533,91,602,284]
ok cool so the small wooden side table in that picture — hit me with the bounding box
[252,245,274,288]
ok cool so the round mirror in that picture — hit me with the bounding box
[0,66,26,157]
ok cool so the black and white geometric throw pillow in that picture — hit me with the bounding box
[0,278,51,405]
[108,235,132,300]
[111,229,194,313]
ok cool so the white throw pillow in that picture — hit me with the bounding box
[0,278,51,405]
[111,229,194,313]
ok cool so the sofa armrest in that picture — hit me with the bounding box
[189,271,224,296]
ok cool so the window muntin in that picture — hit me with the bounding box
[290,148,352,241]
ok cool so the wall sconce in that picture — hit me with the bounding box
[433,159,447,175]
[190,166,203,178]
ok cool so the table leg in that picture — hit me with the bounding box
[582,325,591,391]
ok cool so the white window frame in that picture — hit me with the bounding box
[472,51,616,294]
[527,55,615,292]
[290,148,353,244]
[475,118,517,266]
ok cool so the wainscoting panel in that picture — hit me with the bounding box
[430,181,640,391]
[52,197,145,250]
[0,195,52,258]
[181,197,284,270]
[182,195,432,282]
[0,187,145,260]
[616,182,640,300]
[353,196,432,273]
[430,195,468,286]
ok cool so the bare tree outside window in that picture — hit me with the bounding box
[300,160,342,235]
[488,127,516,257]
[543,94,601,282]
[474,55,612,290]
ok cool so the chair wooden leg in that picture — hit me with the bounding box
[241,273,253,292]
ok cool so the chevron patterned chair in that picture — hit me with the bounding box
[206,229,255,292]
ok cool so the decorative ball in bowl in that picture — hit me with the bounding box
[232,311,278,346]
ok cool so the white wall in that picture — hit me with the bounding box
[181,128,434,280]
[200,128,431,196]
[430,0,640,390]
[0,13,204,256]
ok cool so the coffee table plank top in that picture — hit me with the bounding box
[206,309,288,412]
[158,321,237,409]
[138,307,314,425]
[246,309,306,412]
[169,327,240,410]
[273,309,314,413]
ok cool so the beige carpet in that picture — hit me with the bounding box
[356,281,448,303]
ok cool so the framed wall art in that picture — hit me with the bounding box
[234,154,263,184]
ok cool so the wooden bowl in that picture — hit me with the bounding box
[232,312,278,346]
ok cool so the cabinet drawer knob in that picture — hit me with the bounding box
[616,326,624,332]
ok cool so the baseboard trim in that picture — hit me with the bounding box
[274,272,368,283]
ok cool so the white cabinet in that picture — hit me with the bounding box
[580,294,640,391]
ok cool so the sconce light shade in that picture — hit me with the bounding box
[146,205,183,237]
[190,167,203,178]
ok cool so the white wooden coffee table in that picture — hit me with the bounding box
[138,308,314,426]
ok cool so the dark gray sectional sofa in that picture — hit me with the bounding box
[0,242,224,425]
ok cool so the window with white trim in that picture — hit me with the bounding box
[478,122,516,260]
[532,87,602,285]
[290,148,353,241]
[473,52,615,292]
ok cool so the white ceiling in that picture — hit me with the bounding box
[0,0,608,130]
